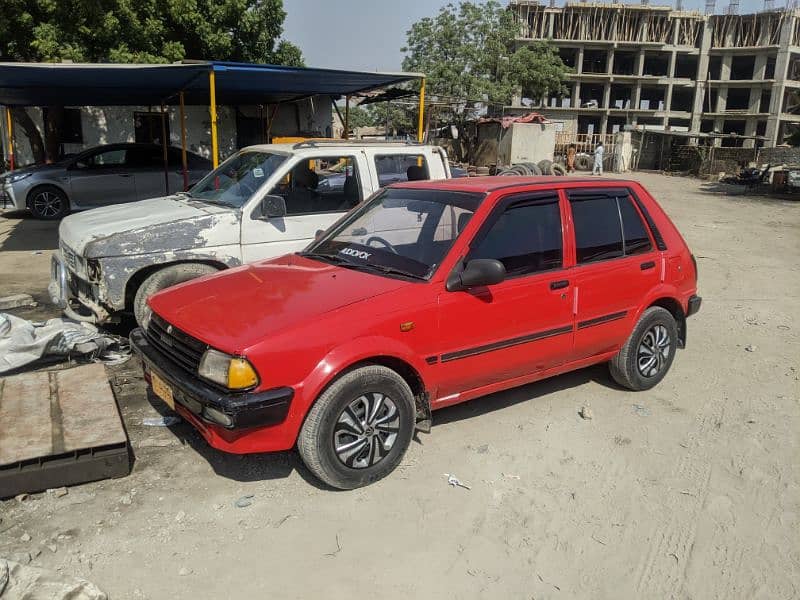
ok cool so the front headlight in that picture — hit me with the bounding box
[198,349,259,390]
[7,172,32,184]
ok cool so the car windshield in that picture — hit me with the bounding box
[303,188,483,280]
[188,151,287,207]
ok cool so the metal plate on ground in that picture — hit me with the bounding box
[0,363,131,498]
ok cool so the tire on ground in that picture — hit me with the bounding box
[609,306,678,391]
[537,159,553,175]
[27,185,70,220]
[133,263,219,328]
[551,163,567,176]
[575,154,592,171]
[297,365,416,490]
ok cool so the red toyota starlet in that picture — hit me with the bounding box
[131,176,701,489]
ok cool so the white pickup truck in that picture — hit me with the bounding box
[49,140,453,326]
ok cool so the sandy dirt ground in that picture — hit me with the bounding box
[0,172,798,600]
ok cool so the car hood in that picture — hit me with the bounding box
[148,254,409,353]
[59,196,239,258]
[1,162,65,180]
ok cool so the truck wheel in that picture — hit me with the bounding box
[28,186,69,220]
[609,307,678,391]
[133,263,218,328]
[298,365,416,490]
[537,159,553,175]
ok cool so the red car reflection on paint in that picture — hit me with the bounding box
[131,176,700,489]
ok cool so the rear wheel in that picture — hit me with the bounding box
[133,263,218,328]
[609,306,678,391]
[298,365,416,489]
[28,186,69,220]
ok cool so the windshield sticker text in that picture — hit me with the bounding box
[339,248,371,260]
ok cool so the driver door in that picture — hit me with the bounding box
[240,152,369,263]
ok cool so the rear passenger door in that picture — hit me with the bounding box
[435,192,574,397]
[567,188,660,360]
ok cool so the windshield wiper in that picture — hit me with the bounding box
[297,251,352,265]
[353,263,426,280]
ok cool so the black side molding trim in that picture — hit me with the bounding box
[577,311,628,330]
[640,261,656,270]
[425,356,438,365]
[441,325,573,363]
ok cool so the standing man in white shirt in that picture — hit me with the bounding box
[593,142,604,175]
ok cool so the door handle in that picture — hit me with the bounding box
[640,261,656,270]
[550,280,569,290]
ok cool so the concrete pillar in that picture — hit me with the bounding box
[690,20,713,137]
[635,50,645,76]
[603,83,611,109]
[573,81,582,108]
[717,85,728,112]
[606,49,614,75]
[600,112,609,135]
[766,14,794,146]
[743,118,757,148]
[720,54,732,81]
[577,47,585,75]
[753,54,768,80]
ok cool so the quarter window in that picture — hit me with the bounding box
[469,197,563,276]
[619,196,653,255]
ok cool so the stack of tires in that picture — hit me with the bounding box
[496,160,566,177]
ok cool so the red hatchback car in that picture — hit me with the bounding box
[131,177,700,489]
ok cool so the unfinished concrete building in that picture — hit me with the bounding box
[511,2,800,146]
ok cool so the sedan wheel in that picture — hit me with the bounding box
[28,186,69,220]
[637,324,671,377]
[609,306,678,391]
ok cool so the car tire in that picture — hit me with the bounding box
[609,306,678,391]
[133,263,218,328]
[551,163,567,176]
[537,159,553,175]
[297,365,416,490]
[28,185,70,220]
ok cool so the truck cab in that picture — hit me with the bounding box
[49,141,451,326]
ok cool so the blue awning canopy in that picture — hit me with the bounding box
[0,61,422,107]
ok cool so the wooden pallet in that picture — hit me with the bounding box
[0,363,131,498]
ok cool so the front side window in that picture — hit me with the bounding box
[189,151,287,208]
[303,188,482,280]
[469,196,563,277]
[570,192,653,263]
[76,148,127,168]
[374,154,429,186]
[273,155,362,215]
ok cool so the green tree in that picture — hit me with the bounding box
[1,0,303,162]
[402,1,568,158]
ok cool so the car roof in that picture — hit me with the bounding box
[240,142,439,155]
[390,176,639,193]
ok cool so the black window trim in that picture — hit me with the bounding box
[465,190,565,281]
[567,187,667,252]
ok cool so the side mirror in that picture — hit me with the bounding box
[259,195,287,219]
[446,259,506,292]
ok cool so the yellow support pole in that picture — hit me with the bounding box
[179,92,188,190]
[344,95,350,140]
[5,107,14,170]
[417,78,426,143]
[209,70,219,168]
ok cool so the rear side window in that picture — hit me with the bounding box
[374,154,429,186]
[469,196,562,276]
[570,193,652,263]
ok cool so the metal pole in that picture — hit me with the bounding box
[5,107,14,171]
[179,92,188,191]
[160,102,169,195]
[417,78,426,142]
[344,95,350,139]
[209,69,219,168]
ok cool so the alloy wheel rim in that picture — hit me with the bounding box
[637,324,671,377]
[33,191,62,217]
[334,392,400,469]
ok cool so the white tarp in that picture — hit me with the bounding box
[0,313,129,374]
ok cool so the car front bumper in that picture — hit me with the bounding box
[49,252,113,323]
[1,181,20,211]
[129,328,294,451]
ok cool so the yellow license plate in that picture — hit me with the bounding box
[151,372,175,410]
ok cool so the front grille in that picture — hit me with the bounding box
[146,313,208,373]
[68,273,93,299]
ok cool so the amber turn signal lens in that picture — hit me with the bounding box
[227,358,259,389]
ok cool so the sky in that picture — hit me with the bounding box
[283,0,775,72]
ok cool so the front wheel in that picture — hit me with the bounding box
[133,263,218,328]
[28,186,69,219]
[297,365,416,489]
[609,306,678,391]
